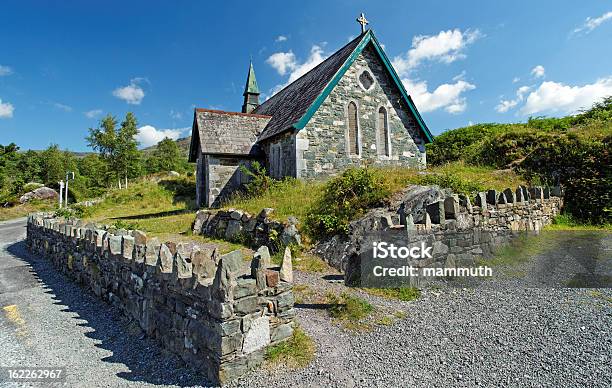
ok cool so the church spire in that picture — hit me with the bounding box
[242,60,260,113]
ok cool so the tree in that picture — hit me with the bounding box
[87,113,142,188]
[40,145,65,185]
[149,137,183,173]
[86,114,119,186]
[116,112,142,187]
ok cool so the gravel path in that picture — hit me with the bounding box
[232,230,612,388]
[1,218,611,387]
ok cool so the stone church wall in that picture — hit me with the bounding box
[259,131,296,179]
[203,155,256,208]
[297,44,426,179]
[26,214,295,384]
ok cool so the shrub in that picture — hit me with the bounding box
[22,182,44,193]
[239,161,275,197]
[304,167,390,239]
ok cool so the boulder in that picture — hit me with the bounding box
[19,187,58,204]
[397,185,451,224]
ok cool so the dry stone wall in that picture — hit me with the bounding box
[26,214,295,385]
[313,185,564,285]
[192,208,301,253]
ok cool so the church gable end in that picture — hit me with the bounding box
[295,42,427,178]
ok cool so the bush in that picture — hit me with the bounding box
[304,167,390,239]
[239,161,275,197]
[22,182,44,193]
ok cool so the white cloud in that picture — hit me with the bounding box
[113,78,146,105]
[531,65,545,78]
[275,35,288,42]
[267,45,327,96]
[495,85,531,113]
[84,109,103,118]
[136,125,188,147]
[0,99,15,118]
[392,28,482,74]
[53,102,72,112]
[495,99,519,113]
[573,11,612,34]
[266,51,297,76]
[521,77,612,115]
[512,77,520,83]
[0,65,13,76]
[402,77,476,114]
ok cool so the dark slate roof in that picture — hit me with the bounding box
[190,109,271,159]
[253,34,366,141]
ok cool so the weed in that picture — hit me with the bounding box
[265,326,315,369]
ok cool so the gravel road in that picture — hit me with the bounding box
[1,218,611,387]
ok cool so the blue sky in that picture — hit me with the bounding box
[1,1,611,151]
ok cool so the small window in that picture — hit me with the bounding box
[359,70,374,90]
[378,107,390,157]
[347,102,359,155]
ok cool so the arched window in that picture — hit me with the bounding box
[347,102,359,155]
[378,107,390,157]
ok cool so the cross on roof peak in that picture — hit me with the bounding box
[356,13,369,34]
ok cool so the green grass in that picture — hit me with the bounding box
[224,178,324,223]
[293,253,333,273]
[588,290,612,304]
[265,326,315,369]
[0,200,56,222]
[547,214,612,231]
[361,287,421,302]
[326,292,374,330]
[224,162,526,231]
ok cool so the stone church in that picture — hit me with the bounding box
[189,22,433,208]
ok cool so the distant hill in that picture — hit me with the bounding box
[143,136,192,157]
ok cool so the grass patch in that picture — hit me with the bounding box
[477,233,550,268]
[265,326,315,369]
[547,214,612,231]
[361,287,421,302]
[588,290,612,304]
[225,178,324,223]
[376,316,394,326]
[0,200,56,222]
[326,292,373,330]
[294,253,333,273]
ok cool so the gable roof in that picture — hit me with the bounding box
[188,108,271,161]
[254,30,433,143]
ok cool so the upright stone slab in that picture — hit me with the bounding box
[444,196,459,220]
[486,190,498,205]
[279,247,293,283]
[254,246,271,268]
[158,243,174,273]
[503,188,516,203]
[458,194,472,212]
[474,192,487,208]
[213,250,243,302]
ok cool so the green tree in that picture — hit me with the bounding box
[149,137,183,172]
[87,112,143,188]
[40,145,66,185]
[86,114,119,186]
[117,112,142,186]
